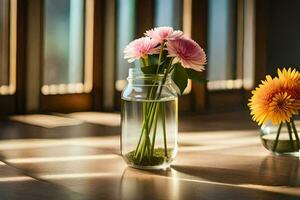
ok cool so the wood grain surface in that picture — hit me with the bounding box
[0,112,299,200]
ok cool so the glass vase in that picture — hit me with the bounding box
[260,119,300,156]
[121,68,178,170]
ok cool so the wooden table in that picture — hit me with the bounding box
[0,114,299,200]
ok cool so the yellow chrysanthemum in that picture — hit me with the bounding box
[268,92,298,124]
[248,75,299,125]
[277,68,300,102]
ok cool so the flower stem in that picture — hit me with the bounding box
[133,57,173,164]
[272,122,282,152]
[138,134,146,162]
[145,56,149,66]
[286,121,295,151]
[135,102,159,162]
[141,58,146,67]
[150,105,159,157]
[161,103,168,157]
[157,42,165,69]
[135,102,156,157]
[291,119,300,150]
[134,102,155,157]
[135,100,161,159]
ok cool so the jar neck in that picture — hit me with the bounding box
[127,68,172,86]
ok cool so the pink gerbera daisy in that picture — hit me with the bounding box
[124,37,159,63]
[145,27,183,43]
[166,37,207,71]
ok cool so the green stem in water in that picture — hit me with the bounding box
[144,103,151,153]
[138,134,147,163]
[145,133,151,159]
[134,103,148,155]
[135,101,160,158]
[286,121,295,151]
[135,103,155,158]
[290,119,300,150]
[133,57,174,163]
[150,105,160,157]
[139,103,159,161]
[134,102,153,158]
[135,102,152,156]
[272,122,282,152]
[135,88,158,153]
[161,103,168,157]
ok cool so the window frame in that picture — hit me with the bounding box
[0,0,268,115]
[205,0,260,112]
[0,0,17,96]
[0,0,26,115]
[40,0,93,95]
[32,0,105,113]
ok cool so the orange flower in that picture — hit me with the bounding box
[277,68,300,102]
[248,75,299,125]
[268,92,298,124]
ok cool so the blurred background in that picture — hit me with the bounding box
[0,0,300,116]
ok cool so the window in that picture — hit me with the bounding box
[115,0,136,92]
[207,0,255,90]
[41,0,94,95]
[29,0,101,112]
[154,0,182,29]
[0,0,17,95]
[0,0,9,87]
[207,0,241,90]
[208,0,237,82]
[0,0,256,114]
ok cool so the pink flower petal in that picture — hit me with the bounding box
[123,37,160,63]
[145,27,183,43]
[166,37,206,71]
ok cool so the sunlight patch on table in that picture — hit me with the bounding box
[0,176,33,182]
[41,172,118,180]
[6,154,119,164]
[10,114,82,128]
[67,112,120,126]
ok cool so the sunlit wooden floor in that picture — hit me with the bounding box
[0,112,299,200]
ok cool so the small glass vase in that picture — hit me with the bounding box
[260,119,300,156]
[121,68,178,170]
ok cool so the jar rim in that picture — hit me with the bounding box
[126,68,172,86]
[127,68,170,80]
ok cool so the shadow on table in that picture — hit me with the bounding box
[119,162,300,200]
[0,119,120,140]
[0,111,257,140]
[171,155,300,187]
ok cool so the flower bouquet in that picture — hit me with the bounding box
[249,68,300,155]
[121,27,207,169]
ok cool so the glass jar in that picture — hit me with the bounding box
[121,68,178,170]
[260,120,300,156]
